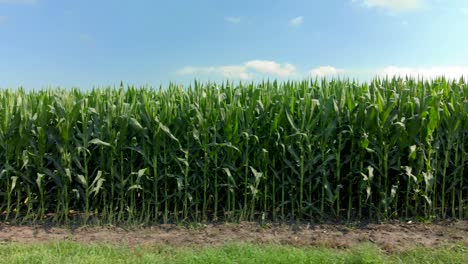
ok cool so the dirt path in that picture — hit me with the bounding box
[1,221,467,252]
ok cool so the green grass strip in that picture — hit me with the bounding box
[0,242,466,264]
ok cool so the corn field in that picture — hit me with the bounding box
[0,78,467,224]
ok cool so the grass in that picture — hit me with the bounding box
[0,241,466,264]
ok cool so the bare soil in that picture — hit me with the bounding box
[1,221,467,252]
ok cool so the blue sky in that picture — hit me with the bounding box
[1,0,468,89]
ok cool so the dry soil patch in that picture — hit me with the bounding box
[1,221,466,252]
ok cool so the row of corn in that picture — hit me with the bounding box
[0,78,466,223]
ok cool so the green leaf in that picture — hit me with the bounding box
[36,173,45,188]
[250,167,263,183]
[89,138,112,147]
[408,145,417,161]
[77,174,87,187]
[137,168,147,178]
[128,185,142,191]
[129,117,144,131]
[10,176,18,194]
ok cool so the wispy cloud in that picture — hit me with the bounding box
[225,16,241,24]
[177,66,250,80]
[79,33,96,46]
[219,66,250,79]
[177,60,297,80]
[0,0,37,4]
[310,65,468,80]
[176,66,208,75]
[245,60,296,77]
[289,16,304,26]
[79,33,92,41]
[379,66,468,79]
[0,16,7,24]
[178,63,468,81]
[310,66,346,77]
[461,8,468,16]
[354,0,424,12]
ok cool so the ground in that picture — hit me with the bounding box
[1,220,467,253]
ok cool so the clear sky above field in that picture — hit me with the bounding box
[1,0,467,89]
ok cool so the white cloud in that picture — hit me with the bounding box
[219,66,250,79]
[289,16,304,26]
[245,60,296,77]
[225,16,241,24]
[177,64,468,81]
[0,0,37,4]
[379,66,468,79]
[310,66,346,77]
[177,60,297,79]
[356,0,424,11]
